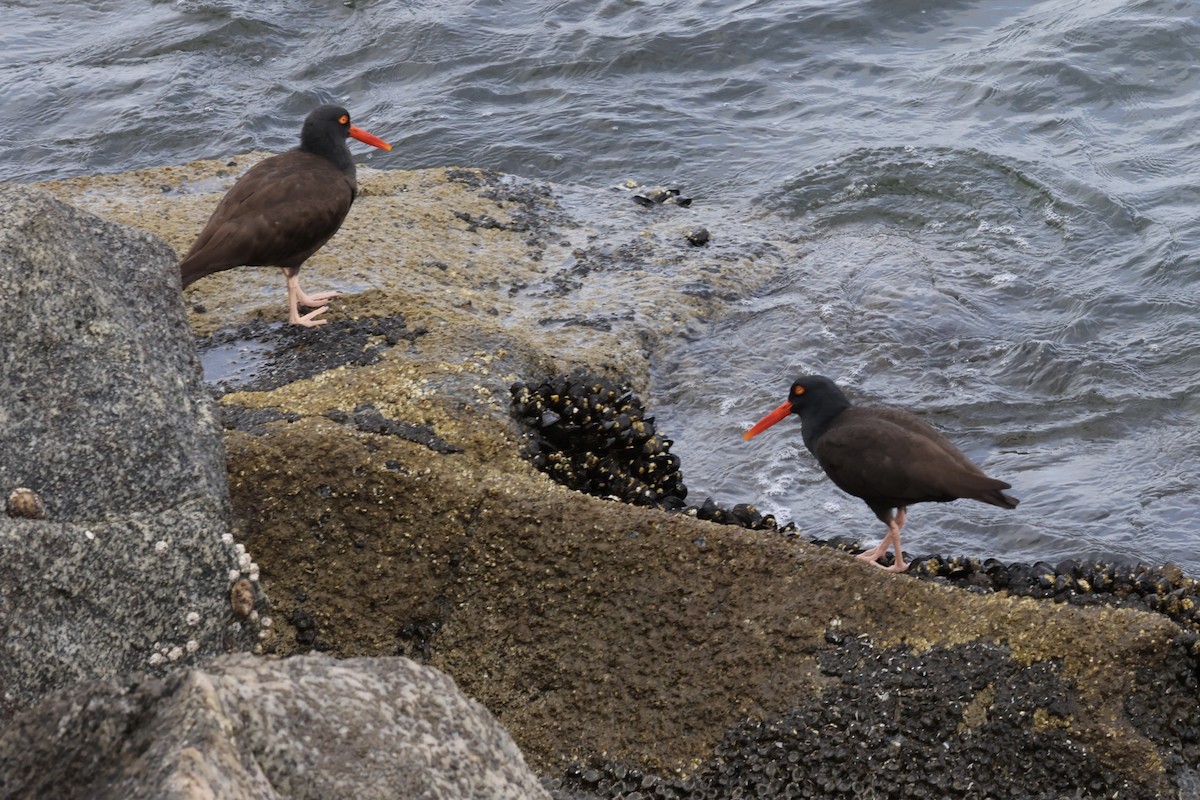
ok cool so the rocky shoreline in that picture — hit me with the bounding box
[1,161,1198,798]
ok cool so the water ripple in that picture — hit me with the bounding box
[6,0,1200,570]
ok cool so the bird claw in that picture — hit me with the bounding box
[855,543,909,573]
[857,553,910,573]
[290,305,329,327]
[856,545,887,562]
[297,290,339,308]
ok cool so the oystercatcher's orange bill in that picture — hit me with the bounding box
[349,125,392,151]
[743,400,794,440]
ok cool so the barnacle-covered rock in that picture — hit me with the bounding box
[896,553,1200,633]
[554,635,1188,800]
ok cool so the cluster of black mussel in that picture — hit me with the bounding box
[511,372,693,514]
[511,372,1200,635]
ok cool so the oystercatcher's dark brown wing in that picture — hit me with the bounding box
[180,151,356,287]
[812,407,1017,523]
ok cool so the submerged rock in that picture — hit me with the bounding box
[685,226,711,247]
[627,184,693,208]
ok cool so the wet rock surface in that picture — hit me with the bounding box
[328,402,463,455]
[28,164,1200,798]
[197,314,419,394]
[217,404,301,435]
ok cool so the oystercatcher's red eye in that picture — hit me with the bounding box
[338,115,349,125]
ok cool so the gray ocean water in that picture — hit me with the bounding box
[4,0,1200,571]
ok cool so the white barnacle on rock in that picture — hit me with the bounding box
[148,652,165,667]
[167,646,183,662]
[84,529,95,540]
[228,568,242,582]
[261,616,272,628]
[185,611,200,626]
[186,639,199,654]
[238,552,253,570]
[154,540,169,555]
[235,543,246,555]
[221,533,234,546]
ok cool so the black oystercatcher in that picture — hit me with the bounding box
[743,376,1018,572]
[179,105,391,327]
